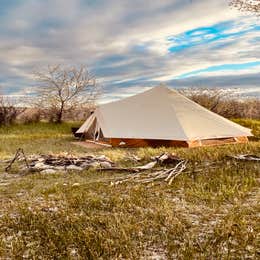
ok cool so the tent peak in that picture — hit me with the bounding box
[147,85,177,93]
[129,85,179,98]
[99,85,178,108]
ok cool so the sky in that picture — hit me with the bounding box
[0,0,259,103]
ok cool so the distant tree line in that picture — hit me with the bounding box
[1,86,259,127]
[180,88,260,120]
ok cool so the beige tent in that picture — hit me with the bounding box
[77,86,252,147]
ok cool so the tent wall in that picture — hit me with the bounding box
[109,138,189,148]
[81,118,97,139]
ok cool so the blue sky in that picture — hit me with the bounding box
[0,0,259,102]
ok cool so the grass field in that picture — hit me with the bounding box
[0,119,259,259]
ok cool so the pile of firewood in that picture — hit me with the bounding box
[29,154,114,173]
[5,149,114,174]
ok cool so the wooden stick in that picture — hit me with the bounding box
[5,148,30,172]
[168,161,187,185]
[165,160,186,181]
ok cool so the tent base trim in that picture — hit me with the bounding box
[86,136,248,148]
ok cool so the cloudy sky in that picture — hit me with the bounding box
[0,0,259,102]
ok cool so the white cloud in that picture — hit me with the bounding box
[0,0,259,99]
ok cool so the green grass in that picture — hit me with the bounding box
[0,120,259,259]
[0,122,84,158]
[233,118,260,140]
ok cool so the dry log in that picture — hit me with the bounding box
[135,161,157,170]
[102,160,158,173]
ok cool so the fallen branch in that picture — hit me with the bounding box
[168,160,188,185]
[110,160,188,185]
[227,154,260,161]
[102,160,158,173]
[140,160,188,184]
[100,167,140,173]
[103,153,181,173]
[135,161,158,170]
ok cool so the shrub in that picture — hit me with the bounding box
[16,108,41,124]
[0,96,25,126]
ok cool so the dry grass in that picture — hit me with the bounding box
[0,120,259,259]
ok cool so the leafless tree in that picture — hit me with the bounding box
[34,65,100,123]
[229,0,260,14]
[0,88,25,126]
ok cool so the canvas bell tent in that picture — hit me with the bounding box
[77,86,252,147]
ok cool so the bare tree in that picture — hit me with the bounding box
[34,65,100,123]
[229,0,260,14]
[0,89,25,126]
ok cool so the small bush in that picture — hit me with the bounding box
[0,96,25,126]
[16,108,41,124]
